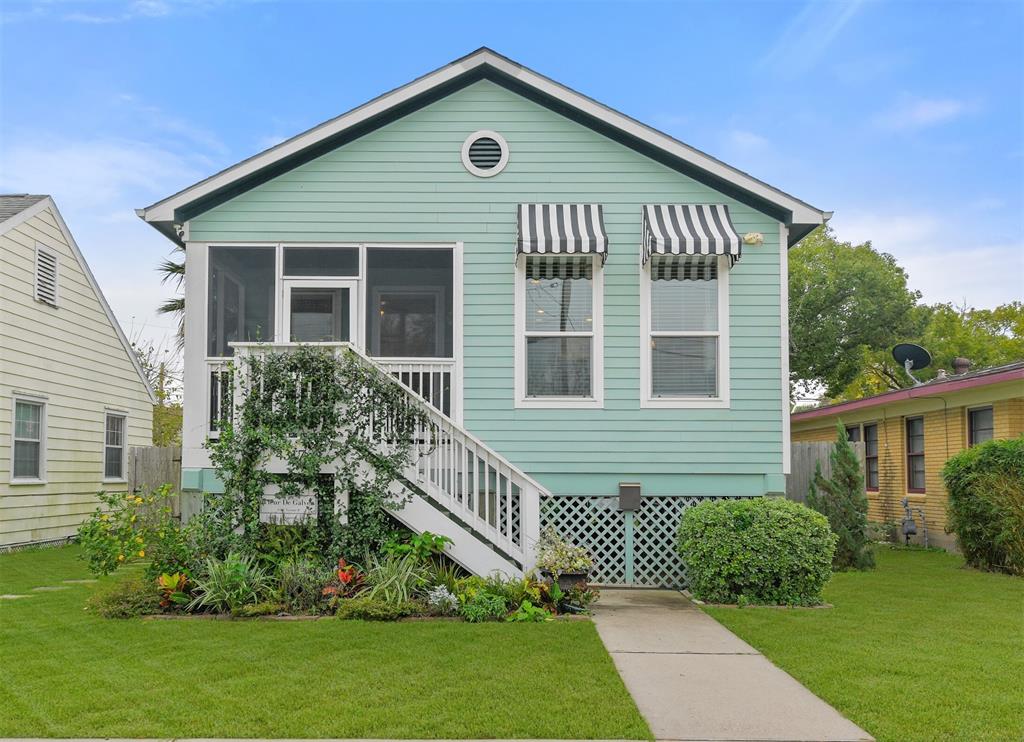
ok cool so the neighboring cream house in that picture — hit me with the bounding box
[0,195,154,547]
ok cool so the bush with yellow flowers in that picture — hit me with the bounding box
[78,484,191,578]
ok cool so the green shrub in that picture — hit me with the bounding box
[460,591,508,622]
[85,576,161,618]
[807,422,875,570]
[232,602,287,618]
[334,596,421,621]
[277,556,333,612]
[944,436,1024,574]
[678,497,837,605]
[363,553,428,604]
[188,552,275,613]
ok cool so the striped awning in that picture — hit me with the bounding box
[517,204,608,261]
[642,204,742,265]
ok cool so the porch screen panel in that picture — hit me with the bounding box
[365,248,453,358]
[208,246,276,357]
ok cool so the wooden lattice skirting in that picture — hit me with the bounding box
[540,494,731,588]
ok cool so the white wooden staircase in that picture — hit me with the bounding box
[230,343,544,577]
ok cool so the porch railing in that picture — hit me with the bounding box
[207,357,458,434]
[211,343,541,570]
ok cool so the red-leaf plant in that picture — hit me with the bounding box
[322,558,365,598]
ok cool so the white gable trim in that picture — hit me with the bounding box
[2,197,157,403]
[139,49,828,233]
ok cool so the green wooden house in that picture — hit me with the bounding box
[139,49,828,586]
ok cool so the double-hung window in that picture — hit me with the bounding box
[12,398,45,482]
[104,413,126,481]
[642,256,728,406]
[863,423,879,491]
[968,407,994,446]
[516,255,603,406]
[905,416,925,492]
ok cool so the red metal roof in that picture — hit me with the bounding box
[792,362,1024,422]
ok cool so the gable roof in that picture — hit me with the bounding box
[792,360,1024,423]
[0,194,48,224]
[0,195,158,404]
[139,48,830,246]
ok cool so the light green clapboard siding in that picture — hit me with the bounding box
[189,80,786,497]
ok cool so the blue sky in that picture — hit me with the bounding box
[2,0,1022,347]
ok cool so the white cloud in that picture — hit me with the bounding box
[725,129,770,151]
[3,0,230,25]
[1,138,203,209]
[830,210,1024,308]
[761,0,866,76]
[0,137,208,348]
[872,97,972,131]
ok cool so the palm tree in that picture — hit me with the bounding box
[157,245,185,346]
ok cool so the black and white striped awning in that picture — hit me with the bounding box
[517,204,608,261]
[642,204,742,265]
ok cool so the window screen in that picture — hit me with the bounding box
[105,414,125,480]
[366,248,453,358]
[648,259,719,398]
[968,407,994,446]
[523,256,594,398]
[13,400,43,479]
[208,246,276,357]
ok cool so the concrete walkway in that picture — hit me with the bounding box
[592,589,873,742]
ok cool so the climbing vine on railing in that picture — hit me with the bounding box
[206,345,434,560]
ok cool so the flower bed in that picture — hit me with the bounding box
[79,489,599,622]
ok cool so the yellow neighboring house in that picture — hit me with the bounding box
[0,195,155,547]
[791,361,1024,551]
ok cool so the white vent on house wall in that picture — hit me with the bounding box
[34,245,58,307]
[461,130,509,177]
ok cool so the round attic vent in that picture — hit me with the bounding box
[462,130,508,177]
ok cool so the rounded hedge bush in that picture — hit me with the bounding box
[678,497,837,605]
[943,436,1024,575]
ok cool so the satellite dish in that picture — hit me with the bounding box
[893,343,932,386]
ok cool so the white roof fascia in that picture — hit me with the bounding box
[140,49,826,229]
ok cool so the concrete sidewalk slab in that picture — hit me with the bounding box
[593,589,873,742]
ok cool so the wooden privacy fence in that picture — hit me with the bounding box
[127,445,182,517]
[786,441,864,503]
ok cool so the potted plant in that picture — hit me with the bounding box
[536,527,594,592]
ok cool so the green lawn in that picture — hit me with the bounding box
[705,547,1024,742]
[0,546,650,739]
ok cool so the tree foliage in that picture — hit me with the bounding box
[790,227,1023,403]
[789,226,922,398]
[131,336,183,446]
[807,423,874,570]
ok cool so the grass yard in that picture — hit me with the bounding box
[705,546,1024,742]
[0,546,650,739]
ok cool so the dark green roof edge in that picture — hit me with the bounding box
[174,64,804,236]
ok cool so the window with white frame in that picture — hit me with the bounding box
[644,257,726,403]
[12,398,45,481]
[104,413,126,480]
[517,255,602,404]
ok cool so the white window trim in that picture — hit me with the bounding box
[10,393,47,485]
[640,254,730,409]
[461,130,509,178]
[103,410,128,483]
[34,243,59,307]
[514,253,604,409]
